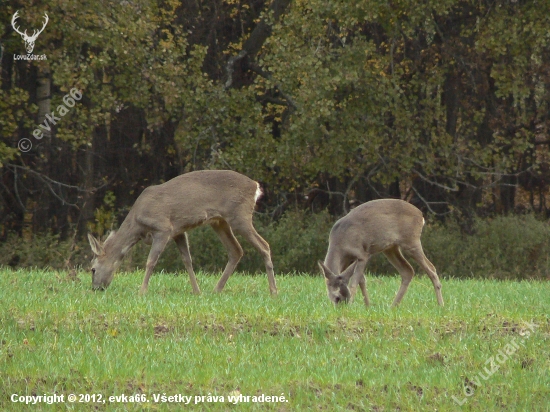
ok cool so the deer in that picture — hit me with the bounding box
[317,199,443,307]
[87,170,277,295]
[11,11,49,54]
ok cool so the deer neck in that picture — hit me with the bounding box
[105,215,142,260]
[323,248,343,274]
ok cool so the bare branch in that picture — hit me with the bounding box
[7,164,88,192]
[411,186,451,216]
[311,187,346,199]
[5,163,106,208]
[458,155,535,177]
[343,173,362,214]
[412,168,460,192]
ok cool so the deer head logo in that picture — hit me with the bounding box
[11,11,49,54]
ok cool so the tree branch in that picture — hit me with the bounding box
[412,186,451,216]
[224,0,292,89]
[247,62,298,110]
[412,168,460,192]
[5,164,109,208]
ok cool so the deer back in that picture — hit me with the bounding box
[326,199,425,268]
[130,170,259,232]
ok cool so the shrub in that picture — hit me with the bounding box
[0,232,87,269]
[1,212,549,280]
[422,214,550,280]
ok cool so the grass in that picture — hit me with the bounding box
[0,267,549,411]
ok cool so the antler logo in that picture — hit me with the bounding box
[11,10,49,54]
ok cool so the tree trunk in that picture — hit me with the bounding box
[224,0,292,89]
[33,67,54,233]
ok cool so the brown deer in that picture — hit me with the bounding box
[318,199,443,307]
[87,170,277,295]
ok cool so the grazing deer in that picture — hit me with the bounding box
[318,199,443,307]
[87,170,277,295]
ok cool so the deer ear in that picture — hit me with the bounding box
[340,260,359,284]
[318,261,336,280]
[88,233,105,256]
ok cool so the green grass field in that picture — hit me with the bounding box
[0,268,548,411]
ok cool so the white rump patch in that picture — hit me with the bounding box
[254,183,263,203]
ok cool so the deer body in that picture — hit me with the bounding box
[318,199,443,307]
[88,170,277,295]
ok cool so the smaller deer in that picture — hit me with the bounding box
[87,170,277,295]
[318,199,443,307]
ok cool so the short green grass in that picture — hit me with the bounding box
[0,268,548,411]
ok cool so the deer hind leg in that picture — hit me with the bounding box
[383,246,415,307]
[211,220,244,293]
[230,217,277,296]
[173,233,200,294]
[140,231,171,294]
[406,244,444,306]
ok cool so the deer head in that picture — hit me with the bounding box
[318,260,358,305]
[12,11,49,54]
[88,232,120,290]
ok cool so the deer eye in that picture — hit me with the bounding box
[91,268,96,275]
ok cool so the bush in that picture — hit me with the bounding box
[0,232,88,269]
[258,210,333,274]
[1,212,549,280]
[422,214,550,280]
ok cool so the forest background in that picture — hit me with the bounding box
[1,0,549,278]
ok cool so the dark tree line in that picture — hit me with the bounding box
[0,0,549,241]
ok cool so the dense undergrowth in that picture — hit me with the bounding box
[1,211,549,280]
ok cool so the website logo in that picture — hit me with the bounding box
[12,10,48,59]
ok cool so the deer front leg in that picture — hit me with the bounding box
[140,232,171,294]
[174,233,201,294]
[347,260,369,307]
[357,274,370,307]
